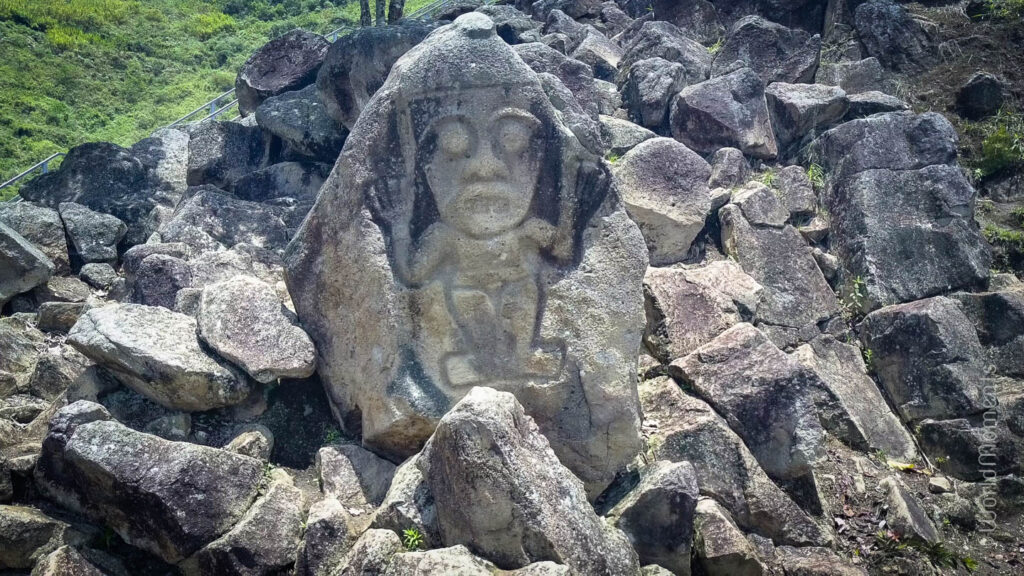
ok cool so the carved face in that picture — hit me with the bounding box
[422,105,543,237]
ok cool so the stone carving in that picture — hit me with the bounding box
[285,13,648,497]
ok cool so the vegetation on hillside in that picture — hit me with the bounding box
[0,0,425,199]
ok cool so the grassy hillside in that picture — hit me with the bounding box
[0,0,428,199]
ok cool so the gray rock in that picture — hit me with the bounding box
[774,165,817,222]
[917,418,1020,481]
[861,297,987,422]
[956,72,1005,121]
[712,16,821,85]
[0,505,87,570]
[643,263,759,362]
[187,244,285,291]
[619,21,712,80]
[236,29,330,116]
[29,545,108,576]
[286,14,645,497]
[792,336,917,461]
[0,316,45,397]
[224,425,274,461]
[571,27,623,81]
[372,454,440,549]
[612,137,711,265]
[670,67,778,159]
[256,84,347,163]
[0,394,49,424]
[730,182,789,227]
[536,72,605,154]
[295,498,364,576]
[844,91,909,120]
[478,5,542,44]
[0,203,70,275]
[68,304,253,411]
[79,263,118,290]
[121,242,191,287]
[951,288,1024,378]
[186,122,267,189]
[180,468,305,576]
[316,444,396,509]
[719,203,838,343]
[765,82,848,151]
[708,147,750,189]
[814,57,885,95]
[639,377,830,546]
[27,345,103,403]
[419,387,640,574]
[34,276,91,305]
[142,413,191,442]
[543,9,588,51]
[19,142,170,246]
[159,187,289,254]
[35,405,264,564]
[854,0,936,73]
[131,128,191,197]
[232,161,330,233]
[651,0,722,44]
[600,115,656,156]
[0,222,54,307]
[607,460,699,575]
[131,254,193,309]
[620,57,692,131]
[693,498,766,576]
[335,528,403,576]
[197,276,315,383]
[880,477,940,544]
[37,302,87,333]
[316,21,435,130]
[514,42,601,117]
[670,324,826,506]
[593,78,622,115]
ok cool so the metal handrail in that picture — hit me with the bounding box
[2,0,496,201]
[0,152,65,202]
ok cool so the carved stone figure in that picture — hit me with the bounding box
[285,13,648,497]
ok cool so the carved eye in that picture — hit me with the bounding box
[437,119,472,158]
[495,117,534,155]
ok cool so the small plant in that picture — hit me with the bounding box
[963,556,979,572]
[759,168,776,189]
[1011,206,1024,227]
[874,530,907,552]
[323,427,342,444]
[706,37,724,55]
[402,528,424,551]
[806,163,825,190]
[935,455,949,466]
[874,449,888,463]
[971,109,1024,179]
[862,347,874,371]
[983,224,1024,251]
[985,0,1024,19]
[262,462,276,481]
[605,152,620,163]
[839,276,869,321]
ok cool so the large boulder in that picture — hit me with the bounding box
[670,67,778,159]
[643,262,761,362]
[419,387,640,574]
[514,42,602,117]
[853,0,936,73]
[620,57,693,131]
[35,402,263,564]
[231,161,330,233]
[570,28,623,82]
[180,468,305,576]
[955,72,1005,121]
[0,317,46,397]
[58,202,127,265]
[639,377,829,546]
[619,21,711,78]
[719,199,838,346]
[285,13,646,497]
[316,21,435,130]
[19,142,170,246]
[0,222,54,309]
[606,460,700,575]
[693,498,766,576]
[809,112,991,307]
[68,304,254,411]
[158,187,289,254]
[186,122,268,189]
[611,137,711,265]
[651,0,722,44]
[130,253,192,310]
[861,297,987,423]
[0,203,70,275]
[255,84,347,163]
[0,505,87,570]
[711,16,820,85]
[316,444,396,509]
[132,128,191,197]
[669,324,826,506]
[236,29,330,116]
[765,83,848,152]
[197,276,315,383]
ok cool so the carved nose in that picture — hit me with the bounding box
[463,143,510,182]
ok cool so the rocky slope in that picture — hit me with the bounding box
[1,1,1023,575]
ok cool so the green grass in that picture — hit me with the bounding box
[0,0,432,200]
[964,109,1024,181]
[986,0,1024,19]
